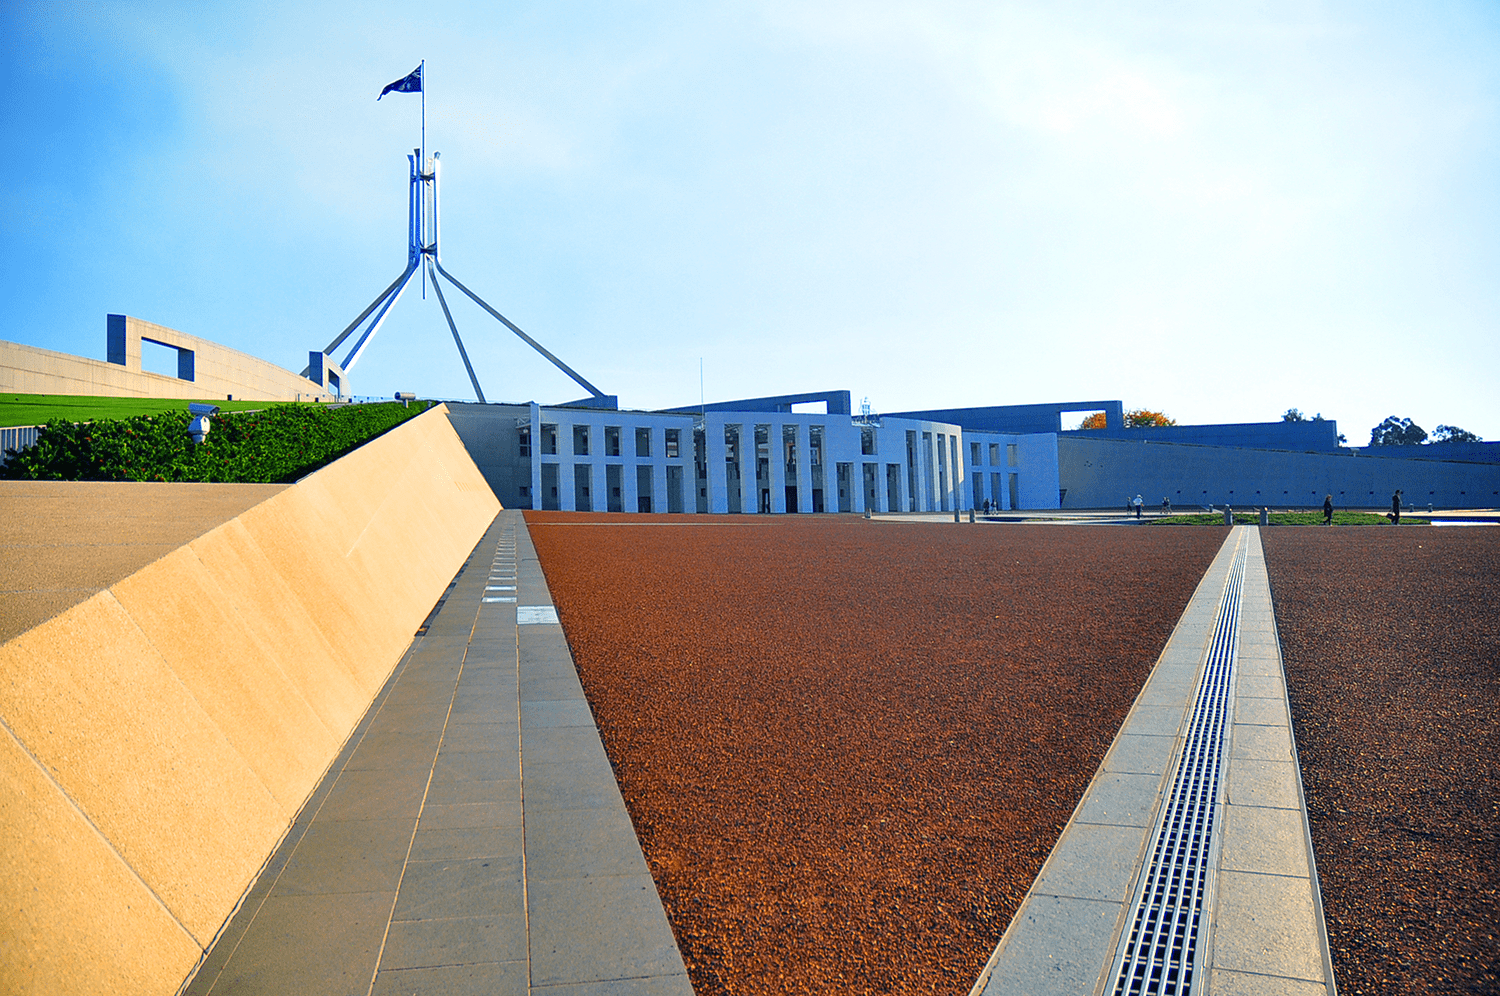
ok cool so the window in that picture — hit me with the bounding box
[1007,443,1019,467]
[541,424,558,455]
[605,426,621,457]
[518,427,531,457]
[988,442,999,465]
[861,426,876,456]
[665,428,680,459]
[573,425,590,456]
[970,441,981,466]
[635,427,652,457]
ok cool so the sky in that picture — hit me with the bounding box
[3,1,1497,442]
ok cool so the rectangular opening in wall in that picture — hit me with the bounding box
[783,425,798,478]
[863,462,879,511]
[140,338,184,379]
[542,424,558,455]
[518,427,532,457]
[886,463,901,513]
[907,431,919,512]
[1007,443,1019,466]
[970,441,981,466]
[605,426,621,457]
[606,464,623,513]
[861,426,876,456]
[665,428,681,459]
[725,425,742,513]
[636,464,653,512]
[1067,409,1108,430]
[837,462,853,513]
[666,465,685,513]
[573,425,590,456]
[541,463,560,511]
[694,428,708,513]
[991,472,1003,509]
[1009,472,1020,510]
[988,442,999,465]
[635,426,652,457]
[574,464,592,512]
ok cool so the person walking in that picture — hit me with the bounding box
[1391,489,1402,525]
[1323,494,1334,525]
[1133,494,1144,520]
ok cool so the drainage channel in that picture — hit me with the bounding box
[1107,541,1247,996]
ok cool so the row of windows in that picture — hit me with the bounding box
[970,441,1020,468]
[519,425,681,459]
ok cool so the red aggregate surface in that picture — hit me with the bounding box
[526,512,1228,995]
[1262,528,1499,996]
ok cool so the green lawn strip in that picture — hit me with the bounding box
[1154,511,1426,526]
[0,393,289,427]
[1,400,434,483]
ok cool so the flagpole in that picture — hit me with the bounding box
[421,60,426,299]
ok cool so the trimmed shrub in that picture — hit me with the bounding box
[1,401,433,483]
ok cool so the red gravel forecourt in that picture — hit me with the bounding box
[525,512,1227,995]
[1262,528,1499,996]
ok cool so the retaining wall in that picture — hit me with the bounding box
[0,404,500,994]
[1058,435,1500,509]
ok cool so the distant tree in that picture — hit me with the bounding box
[1431,424,1482,444]
[1125,409,1177,428]
[1282,408,1306,422]
[1368,416,1428,447]
[1076,409,1178,430]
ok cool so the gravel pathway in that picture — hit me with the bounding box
[526,513,1226,995]
[1262,527,1499,996]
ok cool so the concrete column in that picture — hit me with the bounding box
[591,459,606,514]
[769,422,786,513]
[529,405,542,510]
[622,454,640,513]
[558,422,577,511]
[794,424,813,513]
[707,420,729,514]
[653,454,668,515]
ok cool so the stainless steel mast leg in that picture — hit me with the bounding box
[432,260,607,400]
[427,260,487,403]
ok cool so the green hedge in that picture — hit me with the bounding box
[1,401,434,483]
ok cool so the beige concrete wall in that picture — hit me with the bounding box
[0,405,500,994]
[1,316,339,401]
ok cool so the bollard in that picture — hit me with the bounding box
[1259,507,1269,527]
[864,507,871,519]
[1223,505,1233,526]
[953,506,961,523]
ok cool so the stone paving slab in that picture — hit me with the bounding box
[184,510,692,996]
[970,526,1335,996]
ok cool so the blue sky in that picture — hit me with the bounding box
[3,1,1496,441]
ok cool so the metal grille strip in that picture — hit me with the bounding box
[1109,540,1246,996]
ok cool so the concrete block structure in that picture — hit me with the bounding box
[1,315,341,402]
[447,397,1067,515]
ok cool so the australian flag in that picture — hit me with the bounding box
[379,64,422,100]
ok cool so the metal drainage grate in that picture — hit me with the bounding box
[1109,541,1246,996]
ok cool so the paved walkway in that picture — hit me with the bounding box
[185,509,691,996]
[971,526,1335,995]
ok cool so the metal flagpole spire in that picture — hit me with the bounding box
[315,64,609,404]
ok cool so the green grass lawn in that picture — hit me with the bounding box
[1155,511,1426,526]
[0,393,314,427]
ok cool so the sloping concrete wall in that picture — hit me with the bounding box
[1,316,338,401]
[0,405,500,994]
